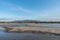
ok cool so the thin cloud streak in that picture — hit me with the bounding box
[0,1,33,20]
[0,0,60,21]
[0,1,32,13]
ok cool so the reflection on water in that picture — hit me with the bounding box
[0,24,27,27]
[0,27,60,40]
[0,27,5,32]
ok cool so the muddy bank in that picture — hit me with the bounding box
[5,30,60,36]
[3,27,60,36]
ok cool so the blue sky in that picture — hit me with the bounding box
[0,0,60,21]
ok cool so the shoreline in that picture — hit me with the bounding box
[5,30,60,36]
[4,27,60,36]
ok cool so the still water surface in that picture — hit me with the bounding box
[1,23,60,28]
[41,24,60,28]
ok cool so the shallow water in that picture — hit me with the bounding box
[41,24,60,28]
[0,23,27,27]
[0,27,60,40]
[0,23,60,28]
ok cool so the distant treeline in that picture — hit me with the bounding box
[23,22,60,23]
[0,21,60,23]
